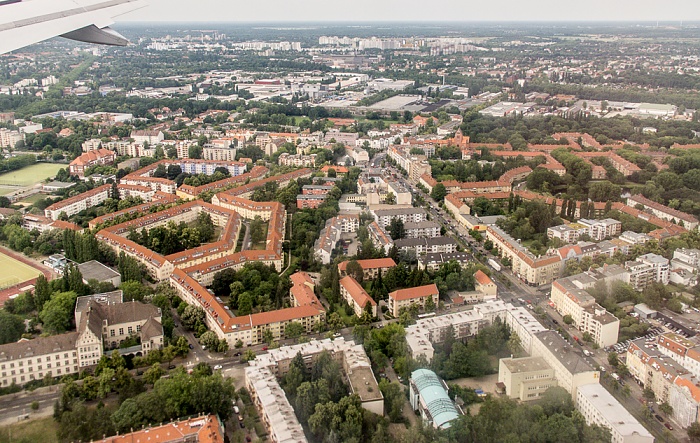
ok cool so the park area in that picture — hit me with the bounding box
[0,163,64,195]
[0,251,43,290]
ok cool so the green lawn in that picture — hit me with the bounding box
[0,416,59,443]
[0,163,64,187]
[0,252,42,289]
[17,194,46,205]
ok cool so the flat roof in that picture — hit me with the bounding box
[502,356,552,374]
[77,260,121,282]
[577,383,653,439]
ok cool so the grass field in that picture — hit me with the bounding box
[0,163,64,187]
[0,252,42,289]
[17,194,46,205]
[0,416,58,443]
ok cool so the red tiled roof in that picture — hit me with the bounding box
[389,284,439,301]
[340,275,376,308]
[338,258,397,273]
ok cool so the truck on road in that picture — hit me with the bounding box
[488,258,502,272]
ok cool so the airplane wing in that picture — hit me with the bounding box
[0,0,147,55]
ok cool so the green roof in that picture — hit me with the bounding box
[411,369,459,429]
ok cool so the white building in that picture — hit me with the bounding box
[576,383,654,443]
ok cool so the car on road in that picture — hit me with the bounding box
[664,423,673,430]
[552,319,559,325]
[262,346,268,351]
[655,414,664,422]
[189,344,194,349]
[214,364,223,370]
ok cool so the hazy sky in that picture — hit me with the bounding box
[119,0,700,22]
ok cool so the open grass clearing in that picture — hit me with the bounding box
[0,416,58,443]
[0,163,64,187]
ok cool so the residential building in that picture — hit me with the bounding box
[637,253,670,285]
[669,375,700,428]
[93,415,224,443]
[69,148,116,177]
[578,218,622,241]
[313,215,359,265]
[576,383,654,443]
[550,273,620,348]
[409,369,460,429]
[339,275,378,318]
[404,220,441,238]
[393,236,458,256]
[530,331,599,395]
[418,251,470,272]
[498,356,557,401]
[627,194,699,230]
[388,284,439,317]
[0,128,22,148]
[486,225,563,286]
[130,130,164,145]
[247,338,383,420]
[624,261,655,291]
[338,258,396,280]
[372,207,428,227]
[44,184,112,220]
[405,300,546,362]
[547,224,588,244]
[474,270,497,297]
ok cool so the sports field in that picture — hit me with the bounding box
[0,163,64,187]
[0,252,42,289]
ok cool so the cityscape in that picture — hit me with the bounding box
[1,4,700,443]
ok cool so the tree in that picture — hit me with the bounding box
[563,314,573,325]
[40,291,78,334]
[285,321,304,339]
[688,421,700,443]
[379,379,405,422]
[384,192,396,205]
[263,329,274,345]
[642,387,656,402]
[0,311,25,344]
[143,363,165,385]
[608,352,619,367]
[430,183,447,202]
[659,402,673,416]
[388,217,406,240]
[327,312,344,333]
[241,349,256,362]
[199,331,221,351]
[345,260,364,283]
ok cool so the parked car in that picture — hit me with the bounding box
[234,352,242,356]
[214,364,223,370]
[664,423,673,430]
[189,344,194,349]
[262,346,268,351]
[655,414,664,422]
[233,405,240,415]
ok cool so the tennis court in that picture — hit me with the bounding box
[0,252,42,289]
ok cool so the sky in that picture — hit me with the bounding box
[119,0,700,23]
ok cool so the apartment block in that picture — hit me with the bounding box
[550,273,620,348]
[339,275,378,318]
[338,258,396,280]
[388,284,439,317]
[576,383,654,443]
